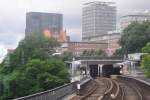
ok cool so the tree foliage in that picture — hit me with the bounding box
[141,43,150,77]
[62,51,73,61]
[81,49,107,56]
[0,35,69,100]
[113,48,124,56]
[119,21,150,54]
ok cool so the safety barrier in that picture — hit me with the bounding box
[14,82,77,100]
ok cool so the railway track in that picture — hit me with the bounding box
[102,79,123,100]
[78,78,120,100]
[71,77,148,100]
[80,78,111,100]
[118,79,143,100]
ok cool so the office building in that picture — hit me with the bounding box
[120,13,150,31]
[82,1,116,41]
[25,12,63,40]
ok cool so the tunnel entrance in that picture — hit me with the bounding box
[89,64,122,78]
[112,67,121,75]
[102,64,113,78]
[89,65,99,78]
[102,64,122,77]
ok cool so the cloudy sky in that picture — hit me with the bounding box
[0,0,150,61]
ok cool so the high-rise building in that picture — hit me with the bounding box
[120,13,150,31]
[25,12,63,40]
[82,1,116,41]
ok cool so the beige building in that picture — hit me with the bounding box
[59,42,108,56]
[58,31,121,56]
[120,13,150,31]
[92,31,121,55]
[107,31,121,56]
[68,42,108,56]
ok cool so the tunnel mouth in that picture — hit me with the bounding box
[102,64,122,77]
[112,67,122,75]
[89,64,122,78]
[102,64,114,78]
[89,65,98,78]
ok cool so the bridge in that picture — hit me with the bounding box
[66,56,124,82]
[75,56,123,64]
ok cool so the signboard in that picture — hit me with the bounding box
[128,53,147,61]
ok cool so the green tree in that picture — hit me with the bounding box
[89,49,95,56]
[119,21,150,54]
[113,48,124,56]
[141,54,150,77]
[141,42,150,77]
[62,51,73,61]
[82,50,88,56]
[0,34,69,100]
[1,35,60,74]
[96,49,107,56]
[81,49,107,56]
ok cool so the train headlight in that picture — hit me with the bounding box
[120,71,123,74]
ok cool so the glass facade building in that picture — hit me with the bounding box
[25,12,63,38]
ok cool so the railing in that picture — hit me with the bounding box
[14,82,77,100]
[79,76,91,85]
[75,56,123,61]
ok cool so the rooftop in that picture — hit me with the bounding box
[67,41,108,44]
[26,12,62,16]
[121,13,150,18]
[83,1,115,6]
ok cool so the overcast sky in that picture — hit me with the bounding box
[0,0,150,61]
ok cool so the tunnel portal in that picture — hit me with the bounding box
[89,65,99,78]
[89,64,121,78]
[102,64,113,78]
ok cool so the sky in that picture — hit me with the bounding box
[0,0,150,62]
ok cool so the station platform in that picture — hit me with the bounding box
[126,67,150,85]
[62,76,91,100]
[62,93,76,100]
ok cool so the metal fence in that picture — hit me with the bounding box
[14,82,77,100]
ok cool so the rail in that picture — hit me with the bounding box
[104,78,113,95]
[72,76,149,100]
[80,78,115,100]
[118,76,150,90]
[132,85,143,100]
[118,76,144,100]
[120,86,125,100]
[110,80,121,99]
[80,80,98,100]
